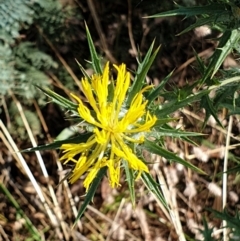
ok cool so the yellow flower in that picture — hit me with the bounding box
[60,62,157,191]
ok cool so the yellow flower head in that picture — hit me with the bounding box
[60,62,157,191]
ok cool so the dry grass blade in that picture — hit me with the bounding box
[163,166,186,241]
[86,0,117,63]
[135,205,151,241]
[0,131,24,175]
[222,115,233,241]
[127,0,138,57]
[33,100,84,232]
[36,25,82,91]
[10,92,71,239]
[87,205,142,241]
[173,47,214,76]
[106,198,125,241]
[0,119,58,228]
[153,160,185,241]
[0,223,10,241]
[181,108,240,142]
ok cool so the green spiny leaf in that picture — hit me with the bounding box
[85,23,102,75]
[153,118,178,126]
[207,208,240,230]
[147,70,173,105]
[123,160,135,207]
[22,133,92,152]
[36,86,78,111]
[146,3,226,18]
[143,139,205,174]
[199,217,215,241]
[200,95,223,128]
[127,42,160,105]
[201,29,240,85]
[177,15,218,35]
[141,172,167,208]
[154,123,201,146]
[75,59,91,81]
[153,126,204,138]
[194,48,206,75]
[73,166,107,226]
[155,88,210,117]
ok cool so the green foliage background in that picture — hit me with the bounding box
[0,0,83,138]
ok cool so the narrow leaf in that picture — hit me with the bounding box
[85,23,102,74]
[153,127,204,137]
[207,208,240,229]
[153,118,178,126]
[141,172,167,208]
[75,59,91,81]
[155,88,210,117]
[143,139,205,174]
[73,167,107,226]
[123,160,136,207]
[177,15,218,35]
[146,3,226,18]
[147,70,173,104]
[201,95,223,128]
[154,124,200,145]
[200,217,215,241]
[36,86,78,111]
[127,42,160,105]
[22,133,92,152]
[201,29,240,85]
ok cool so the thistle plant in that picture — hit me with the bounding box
[60,62,157,190]
[25,25,208,224]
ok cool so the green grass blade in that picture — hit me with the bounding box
[73,166,107,226]
[0,183,42,241]
[144,139,205,174]
[85,23,102,75]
